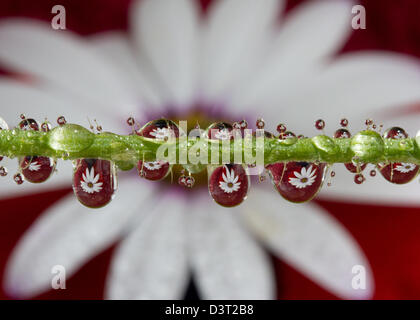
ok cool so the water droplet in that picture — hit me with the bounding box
[256,118,265,129]
[0,166,7,176]
[13,173,24,185]
[232,122,241,130]
[240,120,248,129]
[276,124,286,134]
[206,122,233,140]
[315,119,325,130]
[354,173,365,184]
[331,171,336,177]
[278,131,296,140]
[370,169,376,177]
[379,127,418,184]
[20,114,26,120]
[365,119,373,126]
[19,118,39,131]
[20,156,56,183]
[185,176,195,188]
[137,160,171,181]
[57,116,67,126]
[127,117,135,127]
[340,118,348,127]
[136,119,178,181]
[266,162,327,203]
[384,126,408,139]
[0,117,8,130]
[208,164,249,207]
[334,129,367,173]
[41,122,52,132]
[73,159,117,208]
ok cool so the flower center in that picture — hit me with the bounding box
[147,108,238,190]
[301,178,308,183]
[87,182,94,188]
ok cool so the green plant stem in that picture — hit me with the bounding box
[0,124,419,170]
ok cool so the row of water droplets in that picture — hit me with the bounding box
[0,115,417,209]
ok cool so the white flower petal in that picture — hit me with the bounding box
[240,186,374,299]
[251,52,420,136]
[188,194,275,299]
[0,79,121,130]
[106,197,188,299]
[4,179,152,298]
[232,0,353,109]
[0,19,136,114]
[88,31,165,109]
[131,0,199,107]
[201,0,283,101]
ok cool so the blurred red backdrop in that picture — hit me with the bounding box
[0,0,420,299]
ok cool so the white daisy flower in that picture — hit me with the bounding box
[289,165,317,189]
[1,0,420,300]
[28,161,41,172]
[395,163,416,173]
[80,167,103,194]
[143,161,163,171]
[149,127,172,141]
[219,166,241,193]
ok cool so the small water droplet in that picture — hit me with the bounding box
[340,118,348,127]
[13,173,24,185]
[0,166,7,177]
[57,116,67,126]
[315,119,325,130]
[276,124,286,134]
[256,118,265,129]
[331,171,336,177]
[127,117,135,127]
[354,173,365,184]
[370,169,376,177]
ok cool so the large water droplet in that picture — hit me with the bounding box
[20,156,56,183]
[266,162,327,203]
[73,159,117,208]
[136,119,178,181]
[208,164,249,207]
[378,127,419,184]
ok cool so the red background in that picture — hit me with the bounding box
[1,0,420,299]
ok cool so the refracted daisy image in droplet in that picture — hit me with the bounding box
[19,156,56,184]
[378,127,419,184]
[266,162,327,203]
[136,119,178,181]
[73,159,117,208]
[208,164,249,207]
